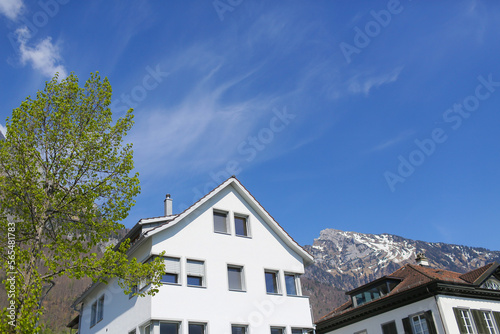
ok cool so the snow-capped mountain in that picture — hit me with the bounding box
[304,228,500,291]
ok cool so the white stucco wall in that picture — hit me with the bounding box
[78,238,153,334]
[323,297,444,334]
[148,185,313,333]
[436,294,500,333]
[78,184,313,334]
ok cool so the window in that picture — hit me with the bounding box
[381,321,398,334]
[160,322,179,334]
[214,210,229,233]
[187,259,205,287]
[97,295,104,322]
[228,265,245,291]
[232,325,248,334]
[411,314,430,334]
[285,273,299,296]
[469,309,499,334]
[128,330,137,334]
[403,311,436,334]
[271,327,284,334]
[265,270,280,294]
[90,302,96,327]
[144,324,151,334]
[235,215,249,236]
[454,309,475,334]
[163,257,181,284]
[292,329,309,334]
[90,294,104,327]
[189,323,206,334]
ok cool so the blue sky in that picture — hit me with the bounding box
[1,0,499,251]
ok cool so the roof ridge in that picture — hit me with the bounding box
[406,264,438,281]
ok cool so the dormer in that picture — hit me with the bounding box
[347,276,403,307]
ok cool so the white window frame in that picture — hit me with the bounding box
[90,294,104,327]
[214,209,230,234]
[481,310,498,334]
[284,272,301,296]
[228,264,246,291]
[162,256,181,285]
[159,321,181,334]
[186,258,206,287]
[234,213,250,237]
[270,327,286,334]
[265,269,281,295]
[188,322,207,334]
[457,309,475,334]
[231,324,248,334]
[411,313,430,334]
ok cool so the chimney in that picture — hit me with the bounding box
[164,194,172,216]
[415,252,429,267]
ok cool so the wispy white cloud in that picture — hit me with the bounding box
[0,0,23,21]
[16,27,67,79]
[371,129,416,152]
[347,66,403,96]
[131,61,274,177]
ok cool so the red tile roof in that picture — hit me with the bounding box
[317,262,499,322]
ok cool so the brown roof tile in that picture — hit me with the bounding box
[317,263,498,323]
[459,262,495,284]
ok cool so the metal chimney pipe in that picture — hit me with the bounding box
[164,194,172,216]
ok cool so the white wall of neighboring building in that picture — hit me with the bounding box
[436,294,500,333]
[77,182,314,334]
[323,297,444,334]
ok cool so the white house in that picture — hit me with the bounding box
[316,255,500,334]
[69,176,315,334]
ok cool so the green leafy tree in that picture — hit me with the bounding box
[0,73,164,333]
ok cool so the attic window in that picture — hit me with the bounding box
[351,279,399,307]
[214,210,229,234]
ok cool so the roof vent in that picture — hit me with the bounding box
[164,194,172,216]
[415,252,429,267]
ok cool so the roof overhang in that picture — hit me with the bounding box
[316,281,500,333]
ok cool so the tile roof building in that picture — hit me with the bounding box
[316,257,500,334]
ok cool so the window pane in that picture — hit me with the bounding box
[265,271,279,294]
[232,325,247,334]
[160,323,178,334]
[271,328,284,334]
[90,302,97,326]
[214,211,228,233]
[235,216,248,236]
[188,276,203,286]
[162,273,178,284]
[228,266,243,290]
[285,274,298,295]
[292,329,304,334]
[412,314,430,334]
[145,325,150,334]
[97,295,104,321]
[189,323,205,334]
